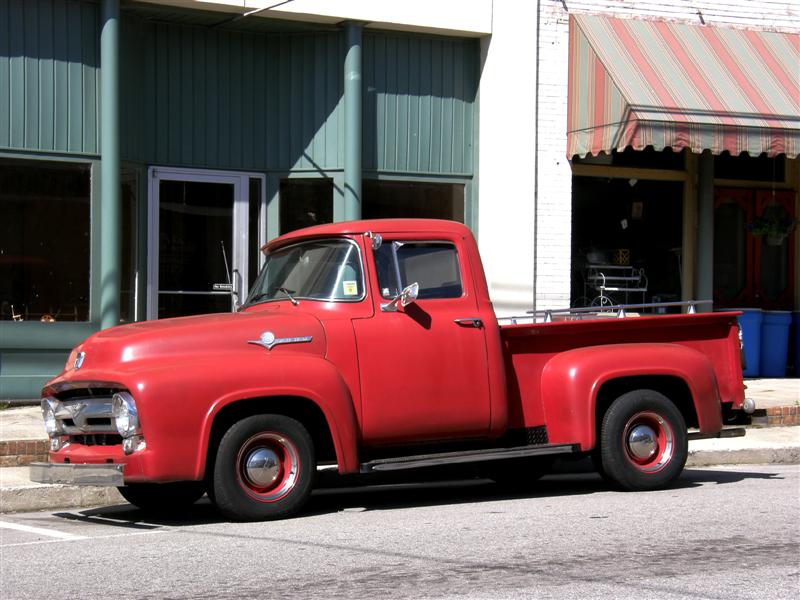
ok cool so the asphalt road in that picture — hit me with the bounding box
[1,465,798,600]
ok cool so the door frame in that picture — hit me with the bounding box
[146,166,266,320]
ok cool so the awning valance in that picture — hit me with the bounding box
[567,14,800,159]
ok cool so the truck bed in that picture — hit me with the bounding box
[500,312,745,431]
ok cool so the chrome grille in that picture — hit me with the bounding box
[70,433,123,446]
[54,398,115,435]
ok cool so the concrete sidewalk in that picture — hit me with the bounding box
[0,378,798,514]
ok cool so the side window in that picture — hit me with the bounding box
[375,242,463,300]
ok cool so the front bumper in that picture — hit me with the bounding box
[29,462,125,486]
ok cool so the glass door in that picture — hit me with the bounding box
[147,168,263,320]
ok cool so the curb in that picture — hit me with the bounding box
[0,483,123,514]
[686,446,800,467]
[1,446,799,514]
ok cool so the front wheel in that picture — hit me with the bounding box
[212,414,315,521]
[598,389,687,491]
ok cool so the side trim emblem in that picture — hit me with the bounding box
[248,331,313,351]
[74,352,86,370]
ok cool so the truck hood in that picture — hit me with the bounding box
[63,310,326,373]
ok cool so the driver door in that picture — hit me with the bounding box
[353,236,492,445]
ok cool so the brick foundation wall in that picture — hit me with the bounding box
[0,440,49,467]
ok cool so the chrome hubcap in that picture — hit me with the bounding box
[244,447,281,488]
[623,411,675,473]
[627,425,657,460]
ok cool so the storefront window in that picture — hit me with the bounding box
[120,175,137,323]
[714,153,785,182]
[279,179,333,235]
[363,180,465,222]
[571,177,683,310]
[573,147,685,171]
[0,159,90,322]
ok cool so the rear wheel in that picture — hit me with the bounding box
[598,389,687,491]
[212,414,315,521]
[117,482,206,513]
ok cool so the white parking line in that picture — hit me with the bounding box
[1,529,165,548]
[0,520,87,541]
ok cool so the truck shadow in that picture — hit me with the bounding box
[52,465,783,528]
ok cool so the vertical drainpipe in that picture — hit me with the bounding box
[532,0,541,312]
[696,150,714,311]
[99,0,120,329]
[343,22,362,221]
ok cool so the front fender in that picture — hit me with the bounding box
[63,353,361,482]
[196,354,360,477]
[540,343,722,451]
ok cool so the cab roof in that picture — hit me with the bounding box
[263,219,473,251]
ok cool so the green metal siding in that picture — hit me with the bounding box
[0,0,99,155]
[120,17,478,177]
[363,33,477,175]
[121,16,345,172]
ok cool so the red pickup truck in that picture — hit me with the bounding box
[31,219,748,520]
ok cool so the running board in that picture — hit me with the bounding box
[360,443,580,473]
[687,427,746,441]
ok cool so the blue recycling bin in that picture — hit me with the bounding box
[735,309,762,378]
[760,310,791,377]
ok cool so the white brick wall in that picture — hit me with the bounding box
[477,1,539,317]
[480,0,799,317]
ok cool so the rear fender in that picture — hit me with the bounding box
[540,343,722,451]
[195,354,360,478]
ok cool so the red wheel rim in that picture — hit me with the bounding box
[235,432,300,502]
[622,411,674,474]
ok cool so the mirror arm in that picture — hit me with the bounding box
[380,282,418,313]
[380,297,400,313]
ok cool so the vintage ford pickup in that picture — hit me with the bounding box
[31,219,749,520]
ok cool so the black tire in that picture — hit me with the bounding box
[486,457,554,490]
[212,414,315,521]
[598,389,688,491]
[117,481,206,513]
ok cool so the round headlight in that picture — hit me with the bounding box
[41,397,61,437]
[112,392,140,438]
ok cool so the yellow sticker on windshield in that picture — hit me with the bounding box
[343,281,358,296]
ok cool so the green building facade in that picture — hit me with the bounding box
[0,0,479,399]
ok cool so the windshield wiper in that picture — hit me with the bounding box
[275,287,299,305]
[245,287,299,306]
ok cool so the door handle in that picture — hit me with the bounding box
[454,317,483,328]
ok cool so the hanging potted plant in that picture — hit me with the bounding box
[746,214,798,246]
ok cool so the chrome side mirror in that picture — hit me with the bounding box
[381,282,419,313]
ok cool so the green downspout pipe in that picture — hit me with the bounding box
[343,22,362,221]
[696,150,714,312]
[99,0,120,329]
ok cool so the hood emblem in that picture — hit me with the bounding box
[74,352,86,370]
[248,331,313,351]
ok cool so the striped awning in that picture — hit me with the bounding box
[567,14,800,159]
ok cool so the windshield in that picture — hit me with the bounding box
[245,239,364,305]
